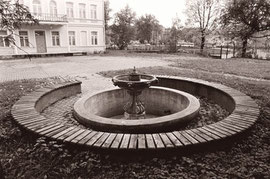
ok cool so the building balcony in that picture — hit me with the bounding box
[33,13,68,24]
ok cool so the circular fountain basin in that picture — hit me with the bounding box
[73,86,200,133]
[112,74,158,91]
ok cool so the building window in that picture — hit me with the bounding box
[90,4,97,19]
[91,31,98,45]
[52,31,60,46]
[79,3,86,19]
[32,0,42,15]
[68,31,76,46]
[19,31,29,47]
[50,0,57,17]
[66,2,74,18]
[0,30,9,47]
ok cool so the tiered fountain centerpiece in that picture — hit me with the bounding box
[73,67,200,133]
[112,67,158,119]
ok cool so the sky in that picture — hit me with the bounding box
[108,0,187,28]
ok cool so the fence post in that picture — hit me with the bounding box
[220,45,223,59]
[233,43,236,58]
[226,44,229,59]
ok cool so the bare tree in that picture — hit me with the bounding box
[0,0,38,56]
[186,0,222,52]
[221,0,270,57]
[104,0,111,31]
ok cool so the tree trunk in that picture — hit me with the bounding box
[0,161,4,179]
[200,31,205,53]
[242,37,248,58]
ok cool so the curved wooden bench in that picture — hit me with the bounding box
[11,76,260,151]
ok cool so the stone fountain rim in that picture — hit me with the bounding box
[73,86,200,131]
[112,74,158,84]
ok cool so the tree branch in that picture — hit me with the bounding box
[251,34,270,38]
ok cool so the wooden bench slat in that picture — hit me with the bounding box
[172,131,191,145]
[77,131,97,145]
[217,122,243,133]
[234,109,259,117]
[208,124,236,135]
[86,132,104,146]
[236,106,260,113]
[166,132,183,147]
[39,124,65,135]
[57,127,81,140]
[120,134,131,149]
[227,117,255,125]
[19,116,48,125]
[152,134,165,149]
[27,121,56,131]
[19,115,48,124]
[34,122,61,133]
[13,113,40,122]
[185,130,207,143]
[128,134,138,149]
[229,113,257,122]
[110,134,124,149]
[180,131,199,144]
[159,133,174,148]
[235,103,259,109]
[137,134,146,149]
[14,114,41,122]
[23,119,53,129]
[46,126,69,137]
[52,126,76,139]
[12,108,36,114]
[219,121,246,131]
[102,133,117,148]
[223,119,252,128]
[145,134,156,149]
[234,110,259,117]
[12,110,39,117]
[12,104,35,109]
[201,126,227,138]
[93,132,110,147]
[71,130,92,143]
[230,114,257,123]
[196,127,221,140]
[64,129,86,142]
[14,99,37,104]
[191,128,215,141]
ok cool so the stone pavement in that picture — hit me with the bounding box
[0,55,170,93]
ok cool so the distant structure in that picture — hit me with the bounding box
[0,0,105,55]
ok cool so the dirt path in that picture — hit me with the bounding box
[0,55,169,92]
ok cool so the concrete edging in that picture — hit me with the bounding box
[73,86,200,133]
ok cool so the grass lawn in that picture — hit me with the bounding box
[170,56,270,80]
[0,53,270,178]
[104,50,270,80]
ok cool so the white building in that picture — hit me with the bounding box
[0,0,105,55]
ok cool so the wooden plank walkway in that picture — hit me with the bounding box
[11,76,260,151]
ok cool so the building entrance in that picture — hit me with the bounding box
[35,31,47,53]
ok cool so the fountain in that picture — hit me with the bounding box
[11,67,260,151]
[112,67,158,119]
[73,68,200,133]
